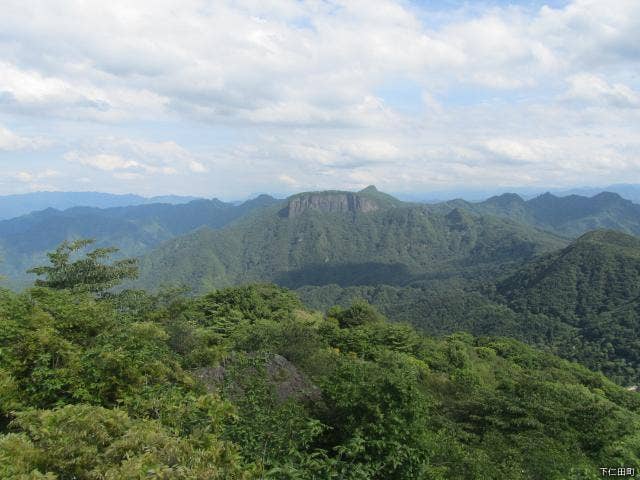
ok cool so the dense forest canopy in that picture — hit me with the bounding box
[1,242,640,479]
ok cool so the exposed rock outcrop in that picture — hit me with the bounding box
[193,353,321,403]
[281,192,380,218]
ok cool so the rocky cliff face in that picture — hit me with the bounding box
[281,192,380,218]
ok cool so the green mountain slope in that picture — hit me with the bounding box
[492,230,640,383]
[497,230,640,322]
[137,188,565,292]
[0,195,279,288]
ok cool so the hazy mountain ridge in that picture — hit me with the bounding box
[0,195,279,288]
[0,191,203,220]
[556,184,640,204]
[400,183,640,204]
[441,190,640,237]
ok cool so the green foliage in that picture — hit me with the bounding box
[0,404,248,479]
[196,284,304,326]
[316,352,446,479]
[28,239,138,294]
[327,298,384,328]
[3,280,639,478]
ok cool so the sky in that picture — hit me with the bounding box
[0,0,638,199]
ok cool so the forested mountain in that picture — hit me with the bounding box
[0,191,201,220]
[126,188,640,385]
[491,230,640,383]
[0,195,278,288]
[2,246,639,478]
[497,230,640,321]
[136,187,565,292]
[446,191,640,237]
[557,183,640,204]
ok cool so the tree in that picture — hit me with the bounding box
[28,239,138,294]
[328,298,384,328]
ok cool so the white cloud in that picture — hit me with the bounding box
[277,174,299,187]
[12,169,60,183]
[534,0,640,69]
[6,168,62,192]
[0,0,639,196]
[113,172,144,181]
[0,125,48,151]
[5,0,635,125]
[480,139,546,163]
[63,138,207,178]
[64,152,141,171]
[0,61,168,121]
[564,74,639,108]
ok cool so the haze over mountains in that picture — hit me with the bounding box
[3,183,639,221]
[1,185,638,290]
[0,194,279,287]
[444,190,640,237]
[0,191,203,221]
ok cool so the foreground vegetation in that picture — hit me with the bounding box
[1,241,639,479]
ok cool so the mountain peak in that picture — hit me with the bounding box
[575,229,640,249]
[592,191,624,203]
[485,193,525,206]
[536,192,557,200]
[359,185,379,193]
[241,194,279,208]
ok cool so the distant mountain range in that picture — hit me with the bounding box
[0,191,202,220]
[400,183,640,204]
[555,184,640,204]
[2,183,639,222]
[2,186,639,292]
[438,191,640,237]
[0,194,279,287]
